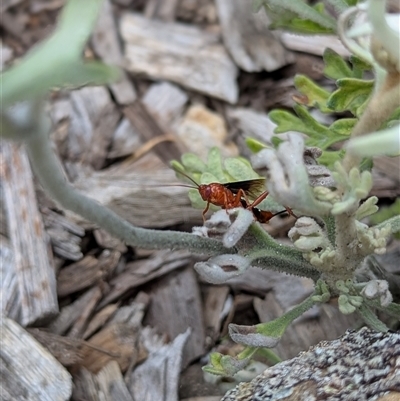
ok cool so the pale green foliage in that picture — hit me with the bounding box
[2,0,400,381]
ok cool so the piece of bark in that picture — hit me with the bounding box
[218,267,281,296]
[108,117,142,159]
[0,236,20,320]
[98,249,192,308]
[144,267,205,367]
[142,81,189,127]
[106,293,149,328]
[66,86,120,169]
[0,142,58,326]
[371,169,400,198]
[176,0,218,24]
[92,0,137,105]
[144,0,179,21]
[42,207,85,261]
[82,303,119,340]
[181,398,222,401]
[1,0,23,12]
[93,227,128,253]
[254,292,358,361]
[202,285,230,343]
[81,322,143,374]
[128,329,191,401]
[48,286,102,335]
[226,107,278,145]
[96,360,134,401]
[57,250,121,297]
[28,328,85,367]
[281,33,350,57]
[373,156,400,183]
[0,315,72,401]
[120,12,238,103]
[176,104,239,160]
[124,100,185,164]
[67,153,202,228]
[222,328,400,401]
[215,0,293,72]
[71,368,100,401]
[67,286,103,339]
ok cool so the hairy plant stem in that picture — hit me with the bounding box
[334,212,361,274]
[25,126,233,255]
[246,223,320,281]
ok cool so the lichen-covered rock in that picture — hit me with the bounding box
[222,327,400,401]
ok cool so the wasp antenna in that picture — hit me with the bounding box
[171,166,200,188]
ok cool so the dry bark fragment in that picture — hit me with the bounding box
[215,0,294,72]
[82,303,119,340]
[99,249,192,307]
[0,142,58,326]
[202,285,230,343]
[124,100,184,164]
[144,0,179,21]
[120,12,238,103]
[66,86,120,169]
[80,322,144,374]
[92,0,137,105]
[144,266,206,367]
[67,153,201,228]
[57,250,120,297]
[0,315,72,401]
[96,360,134,401]
[128,329,191,401]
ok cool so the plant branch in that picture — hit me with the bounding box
[246,223,321,281]
[24,115,233,255]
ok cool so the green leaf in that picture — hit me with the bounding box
[2,0,121,106]
[263,0,336,34]
[344,0,359,5]
[224,158,260,181]
[292,105,329,136]
[170,160,185,175]
[206,147,226,182]
[323,48,355,80]
[245,137,268,153]
[254,295,317,340]
[269,17,334,34]
[327,78,374,116]
[271,136,284,148]
[203,348,257,377]
[294,75,331,112]
[350,55,372,77]
[369,198,400,239]
[188,189,206,210]
[269,109,308,134]
[181,153,207,173]
[317,149,345,167]
[200,172,220,185]
[329,118,357,136]
[270,106,348,149]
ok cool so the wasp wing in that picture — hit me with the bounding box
[224,178,266,200]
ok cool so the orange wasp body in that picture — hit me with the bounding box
[174,168,270,221]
